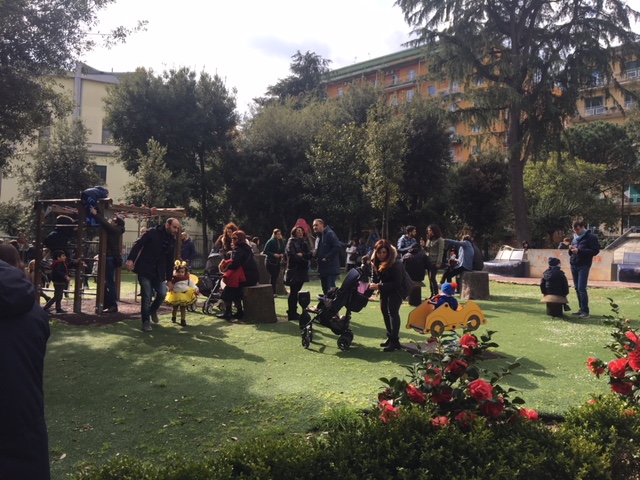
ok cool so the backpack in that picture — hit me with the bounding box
[399,264,415,299]
[472,243,484,271]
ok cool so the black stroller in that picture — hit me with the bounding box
[300,268,370,351]
[195,251,225,314]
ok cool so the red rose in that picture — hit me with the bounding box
[608,358,629,379]
[431,416,450,427]
[431,386,453,404]
[519,408,539,421]
[445,359,468,376]
[587,358,605,377]
[469,379,493,402]
[611,381,634,396]
[460,334,479,356]
[479,397,505,418]
[378,400,400,423]
[629,349,640,371]
[626,331,640,344]
[378,388,393,402]
[424,368,442,387]
[455,410,476,426]
[406,384,426,404]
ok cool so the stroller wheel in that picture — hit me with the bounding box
[187,302,196,312]
[203,301,214,315]
[301,327,312,349]
[337,335,352,351]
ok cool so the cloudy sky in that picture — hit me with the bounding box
[83,0,415,116]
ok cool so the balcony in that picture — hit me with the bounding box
[585,106,606,116]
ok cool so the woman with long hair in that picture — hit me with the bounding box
[424,224,445,298]
[369,239,405,352]
[284,226,312,321]
[214,222,238,259]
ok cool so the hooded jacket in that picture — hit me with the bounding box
[0,260,51,479]
[540,266,570,297]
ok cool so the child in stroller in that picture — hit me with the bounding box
[197,269,225,315]
[300,268,370,351]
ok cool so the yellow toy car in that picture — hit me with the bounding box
[406,299,487,337]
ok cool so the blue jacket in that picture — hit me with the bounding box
[445,239,474,271]
[569,230,600,267]
[315,225,341,276]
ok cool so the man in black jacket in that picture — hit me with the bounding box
[90,206,125,313]
[126,218,181,331]
[569,220,601,319]
[0,260,51,479]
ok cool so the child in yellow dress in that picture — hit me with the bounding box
[166,260,199,326]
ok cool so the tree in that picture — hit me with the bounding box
[259,51,332,106]
[524,153,618,244]
[104,67,238,251]
[123,139,176,208]
[449,150,511,246]
[307,122,374,240]
[0,0,144,167]
[396,0,640,243]
[17,118,100,201]
[364,101,407,239]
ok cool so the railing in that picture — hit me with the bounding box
[585,106,606,116]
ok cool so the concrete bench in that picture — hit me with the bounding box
[617,252,640,283]
[242,284,277,323]
[483,246,528,277]
[460,271,490,300]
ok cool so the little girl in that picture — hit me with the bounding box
[166,260,199,326]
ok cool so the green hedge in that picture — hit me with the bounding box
[73,395,640,480]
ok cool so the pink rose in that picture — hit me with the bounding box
[406,384,426,404]
[608,358,629,379]
[469,379,493,402]
[430,416,450,427]
[378,400,400,423]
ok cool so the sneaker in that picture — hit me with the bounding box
[579,312,591,319]
[142,321,152,332]
[151,311,160,324]
[55,309,67,314]
[571,310,584,316]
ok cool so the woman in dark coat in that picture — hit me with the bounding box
[217,230,258,320]
[284,226,312,320]
[369,239,405,352]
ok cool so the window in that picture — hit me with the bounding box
[585,96,605,116]
[337,87,344,97]
[93,165,107,183]
[449,149,456,160]
[406,90,415,102]
[451,81,459,92]
[626,61,640,79]
[373,79,378,88]
[592,72,605,85]
[101,127,112,144]
[626,93,636,109]
[391,74,398,85]
[409,69,416,81]
[475,77,484,86]
[473,125,482,133]
[448,126,456,133]
[428,85,436,96]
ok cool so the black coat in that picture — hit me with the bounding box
[285,237,312,284]
[0,260,50,480]
[373,260,405,295]
[127,224,176,282]
[228,242,259,287]
[403,249,431,281]
[569,230,601,267]
[540,266,570,296]
[94,213,124,258]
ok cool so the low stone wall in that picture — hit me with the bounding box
[526,249,614,281]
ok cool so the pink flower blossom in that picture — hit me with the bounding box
[625,331,639,344]
[431,386,453,404]
[430,416,450,427]
[519,408,539,421]
[378,400,400,423]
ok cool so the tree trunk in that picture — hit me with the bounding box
[507,105,530,244]
[198,152,209,254]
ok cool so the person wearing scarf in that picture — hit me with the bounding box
[568,220,600,319]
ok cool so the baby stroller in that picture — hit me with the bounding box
[197,270,225,315]
[301,268,370,351]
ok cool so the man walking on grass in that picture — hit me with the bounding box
[569,220,600,319]
[126,218,181,332]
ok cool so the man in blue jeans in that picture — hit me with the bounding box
[312,219,342,294]
[569,220,601,319]
[126,218,181,332]
[90,207,125,313]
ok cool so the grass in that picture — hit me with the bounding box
[46,274,640,478]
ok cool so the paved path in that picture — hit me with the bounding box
[489,274,640,290]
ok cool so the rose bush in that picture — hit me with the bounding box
[377,329,538,426]
[587,299,640,403]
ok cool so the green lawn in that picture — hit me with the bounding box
[45,277,640,478]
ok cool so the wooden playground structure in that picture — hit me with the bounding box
[33,198,186,315]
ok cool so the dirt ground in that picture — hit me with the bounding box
[45,297,175,326]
